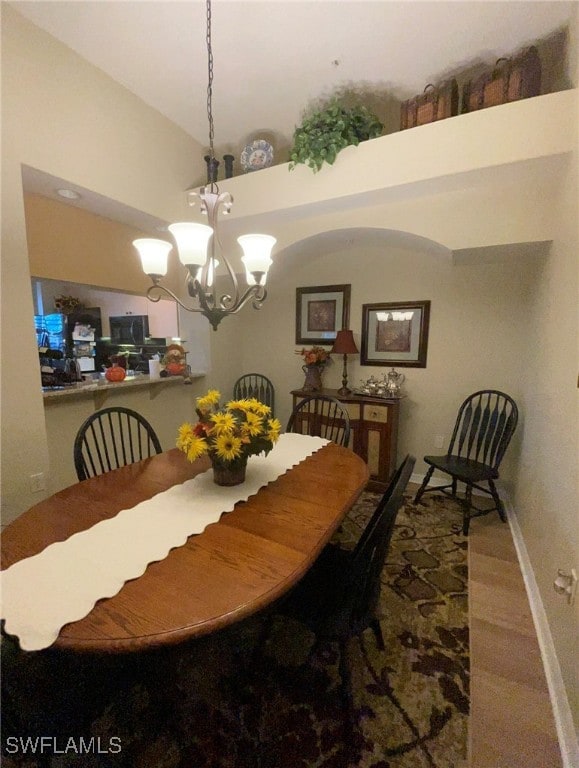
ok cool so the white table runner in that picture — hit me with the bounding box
[1,433,328,651]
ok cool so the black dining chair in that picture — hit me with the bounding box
[413,389,519,535]
[233,373,275,416]
[273,454,416,735]
[73,407,162,481]
[286,394,351,447]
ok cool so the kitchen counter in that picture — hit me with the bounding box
[43,372,205,404]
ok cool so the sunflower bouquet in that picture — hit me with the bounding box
[176,389,282,474]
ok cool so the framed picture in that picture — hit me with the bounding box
[295,284,351,345]
[361,300,431,367]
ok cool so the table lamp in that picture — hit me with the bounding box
[331,329,359,396]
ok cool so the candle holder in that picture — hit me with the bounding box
[223,154,234,178]
[204,155,220,184]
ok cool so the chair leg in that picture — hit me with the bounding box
[462,484,473,535]
[414,466,435,504]
[370,618,385,651]
[338,638,356,740]
[488,479,506,522]
[451,477,458,497]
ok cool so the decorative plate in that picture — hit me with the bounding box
[240,140,274,172]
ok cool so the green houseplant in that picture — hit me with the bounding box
[289,99,383,173]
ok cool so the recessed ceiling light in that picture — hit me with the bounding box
[56,188,81,200]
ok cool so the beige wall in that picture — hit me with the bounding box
[1,6,206,521]
[512,13,579,725]
[25,193,172,294]
[215,237,543,488]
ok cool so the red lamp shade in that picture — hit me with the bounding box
[331,329,359,355]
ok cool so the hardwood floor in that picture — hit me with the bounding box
[468,512,562,768]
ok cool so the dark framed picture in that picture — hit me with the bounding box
[296,284,351,345]
[361,300,431,367]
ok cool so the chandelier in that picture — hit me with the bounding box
[132,0,276,331]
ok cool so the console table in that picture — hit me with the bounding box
[290,388,401,492]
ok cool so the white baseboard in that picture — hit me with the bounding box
[502,495,579,768]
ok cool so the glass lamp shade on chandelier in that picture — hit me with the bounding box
[132,223,276,331]
[132,0,276,331]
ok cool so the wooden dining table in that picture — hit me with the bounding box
[1,443,369,653]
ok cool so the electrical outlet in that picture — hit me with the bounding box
[30,472,46,493]
[434,435,445,449]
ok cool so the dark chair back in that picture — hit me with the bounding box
[347,455,416,630]
[286,395,351,447]
[233,373,275,416]
[447,390,518,469]
[74,407,162,481]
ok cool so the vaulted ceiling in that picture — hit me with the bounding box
[11,1,575,163]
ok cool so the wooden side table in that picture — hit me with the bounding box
[291,388,401,492]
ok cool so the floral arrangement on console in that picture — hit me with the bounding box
[296,346,331,391]
[176,389,282,485]
[296,345,330,368]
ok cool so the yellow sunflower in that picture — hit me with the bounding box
[242,411,263,437]
[267,417,282,443]
[185,434,209,462]
[176,423,195,450]
[225,399,251,412]
[246,398,271,416]
[197,389,221,412]
[210,412,236,435]
[214,433,243,461]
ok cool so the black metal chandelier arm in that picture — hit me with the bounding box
[228,284,268,314]
[146,282,190,310]
[250,288,267,310]
[146,277,264,318]
[147,276,220,316]
[210,226,241,310]
[217,242,240,308]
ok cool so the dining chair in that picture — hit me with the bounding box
[73,407,162,481]
[413,389,519,534]
[286,394,351,447]
[274,454,416,735]
[232,373,275,416]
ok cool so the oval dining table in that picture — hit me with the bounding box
[1,443,369,654]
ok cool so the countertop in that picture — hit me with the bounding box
[42,372,205,402]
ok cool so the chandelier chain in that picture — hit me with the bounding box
[134,0,274,331]
[206,0,214,160]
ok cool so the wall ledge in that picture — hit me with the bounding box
[216,90,577,229]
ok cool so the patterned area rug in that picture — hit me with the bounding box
[2,491,469,768]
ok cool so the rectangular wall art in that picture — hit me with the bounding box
[295,284,351,345]
[361,300,431,367]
